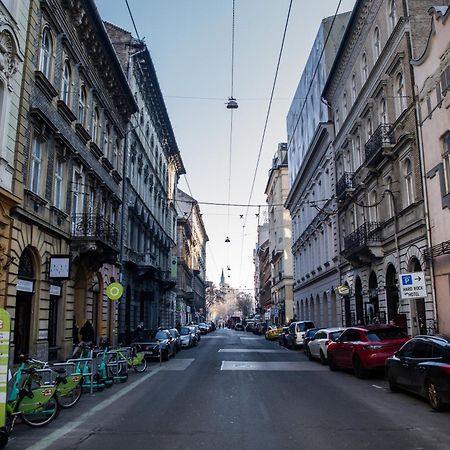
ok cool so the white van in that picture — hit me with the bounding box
[288,321,315,348]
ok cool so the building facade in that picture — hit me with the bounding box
[265,143,294,324]
[176,189,208,325]
[412,6,450,335]
[323,0,437,335]
[8,0,136,362]
[254,223,270,320]
[286,14,349,327]
[105,23,184,340]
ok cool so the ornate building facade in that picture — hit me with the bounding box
[323,0,437,334]
[8,0,136,361]
[105,23,184,340]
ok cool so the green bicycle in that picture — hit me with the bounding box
[108,346,147,376]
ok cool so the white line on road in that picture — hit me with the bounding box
[218,349,287,353]
[220,361,328,371]
[239,337,260,340]
[27,366,163,450]
[372,384,384,389]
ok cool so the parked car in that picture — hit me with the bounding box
[209,322,217,331]
[386,335,450,411]
[253,322,265,335]
[265,325,283,341]
[198,323,208,334]
[245,322,255,332]
[327,325,410,378]
[303,328,322,356]
[191,324,201,341]
[179,326,196,348]
[287,321,316,348]
[235,323,244,331]
[278,327,290,347]
[169,328,181,352]
[133,329,176,361]
[307,328,345,364]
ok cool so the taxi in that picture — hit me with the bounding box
[265,325,283,341]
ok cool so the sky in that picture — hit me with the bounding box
[96,0,356,291]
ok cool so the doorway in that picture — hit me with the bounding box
[14,293,32,362]
[354,277,364,324]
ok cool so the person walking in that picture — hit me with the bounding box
[72,319,95,357]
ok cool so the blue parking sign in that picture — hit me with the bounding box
[401,275,413,285]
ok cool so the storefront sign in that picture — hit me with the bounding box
[49,255,71,279]
[0,309,11,430]
[50,285,61,296]
[337,284,350,296]
[16,279,33,293]
[399,272,426,299]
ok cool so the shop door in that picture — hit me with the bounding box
[14,293,32,362]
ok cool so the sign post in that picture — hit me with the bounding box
[398,272,426,300]
[0,309,11,447]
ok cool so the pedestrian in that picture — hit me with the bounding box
[133,322,146,342]
[73,319,95,357]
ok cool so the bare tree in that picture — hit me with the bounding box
[236,291,253,318]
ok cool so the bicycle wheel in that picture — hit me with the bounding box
[108,355,126,376]
[132,356,147,373]
[57,383,83,409]
[21,397,58,428]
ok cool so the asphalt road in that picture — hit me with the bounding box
[8,328,450,450]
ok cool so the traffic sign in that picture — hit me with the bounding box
[398,272,426,300]
[106,282,124,300]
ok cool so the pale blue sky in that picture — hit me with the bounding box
[96,0,356,290]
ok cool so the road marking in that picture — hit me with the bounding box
[220,361,328,371]
[240,337,260,340]
[202,336,227,338]
[218,349,286,353]
[161,358,195,370]
[372,384,384,389]
[27,366,163,450]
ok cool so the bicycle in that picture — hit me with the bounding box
[108,346,147,376]
[28,358,83,409]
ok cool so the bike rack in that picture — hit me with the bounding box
[66,357,94,395]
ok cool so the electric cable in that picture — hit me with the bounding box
[124,0,141,41]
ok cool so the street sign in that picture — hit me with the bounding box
[399,272,426,300]
[0,309,11,436]
[106,282,124,300]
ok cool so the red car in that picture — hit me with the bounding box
[327,325,410,378]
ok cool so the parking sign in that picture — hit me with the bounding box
[398,272,426,300]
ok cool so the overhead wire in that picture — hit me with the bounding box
[124,0,141,41]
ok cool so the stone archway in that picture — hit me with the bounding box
[354,276,364,325]
[310,296,315,323]
[322,292,329,326]
[408,257,426,335]
[304,298,309,321]
[330,289,337,326]
[368,271,380,324]
[386,264,406,328]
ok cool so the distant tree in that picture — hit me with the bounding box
[205,282,225,309]
[236,291,253,317]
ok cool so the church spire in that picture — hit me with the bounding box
[220,268,225,286]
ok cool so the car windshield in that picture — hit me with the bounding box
[330,331,343,341]
[155,331,168,340]
[180,327,191,335]
[366,328,408,341]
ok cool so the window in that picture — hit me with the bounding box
[404,158,414,206]
[54,159,64,209]
[343,92,348,117]
[380,98,387,124]
[71,170,83,216]
[369,190,378,222]
[92,107,100,144]
[351,74,357,103]
[367,118,373,139]
[335,109,340,131]
[60,61,71,104]
[39,28,53,78]
[354,135,362,168]
[388,0,397,31]
[396,72,407,115]
[103,123,111,157]
[113,138,119,168]
[361,53,368,83]
[373,27,381,60]
[30,138,43,194]
[78,85,87,126]
[443,132,450,194]
[385,176,394,217]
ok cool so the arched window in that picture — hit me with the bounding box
[39,28,53,78]
[396,72,407,115]
[30,137,44,194]
[92,107,100,144]
[404,158,414,206]
[103,123,111,157]
[60,61,71,104]
[351,74,357,103]
[78,85,87,126]
[361,53,368,83]
[389,0,397,31]
[379,98,387,124]
[373,27,381,60]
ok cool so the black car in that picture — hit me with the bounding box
[303,328,323,356]
[278,327,290,347]
[169,328,181,352]
[132,329,176,361]
[386,335,450,411]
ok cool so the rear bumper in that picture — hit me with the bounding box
[362,351,397,369]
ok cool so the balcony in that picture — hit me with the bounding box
[342,222,383,266]
[336,172,355,200]
[125,249,155,267]
[71,214,119,263]
[364,124,394,168]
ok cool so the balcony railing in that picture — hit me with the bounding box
[344,222,383,253]
[336,172,354,199]
[71,214,118,248]
[364,124,394,167]
[125,249,155,266]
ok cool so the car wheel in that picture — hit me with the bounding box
[387,372,399,393]
[307,348,314,361]
[328,355,339,371]
[427,380,445,411]
[162,349,169,362]
[353,356,367,379]
[319,350,327,365]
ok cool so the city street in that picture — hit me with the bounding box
[8,328,450,450]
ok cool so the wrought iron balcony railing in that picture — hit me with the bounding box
[125,249,156,266]
[343,222,383,252]
[336,172,355,199]
[364,124,394,167]
[71,214,119,248]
